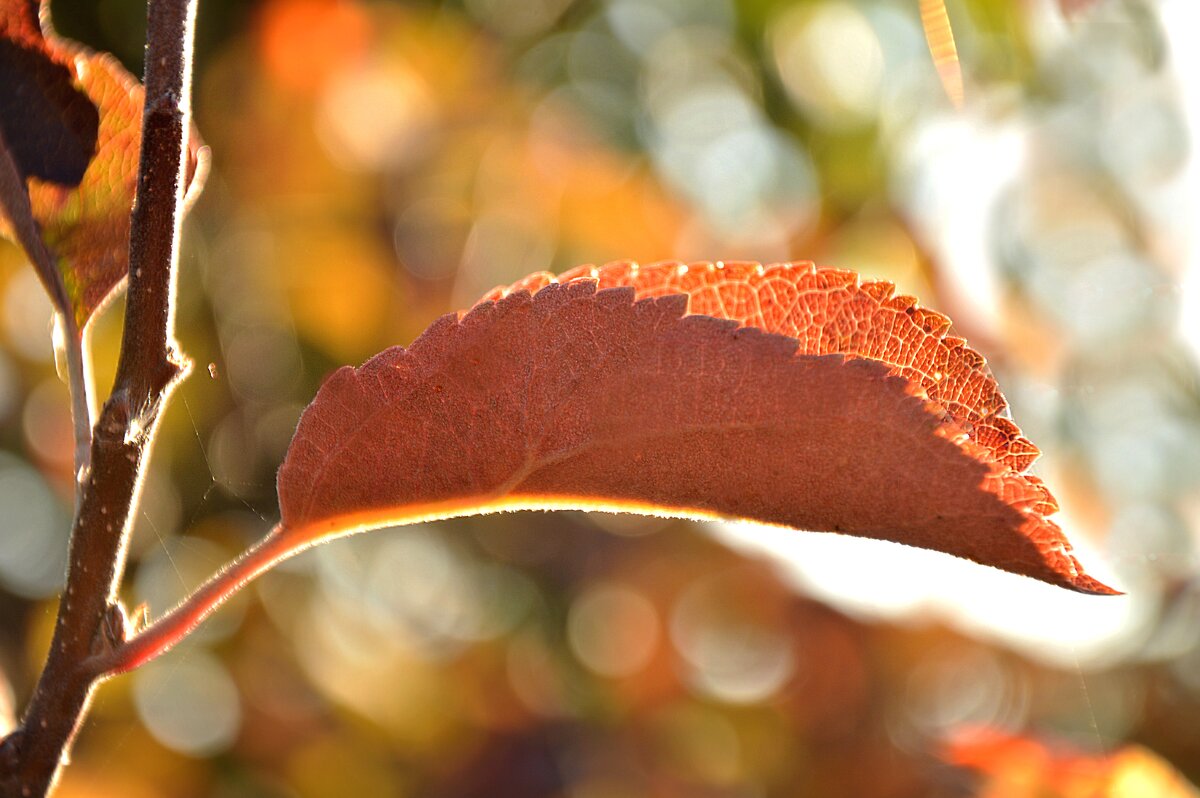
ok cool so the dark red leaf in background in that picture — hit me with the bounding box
[0,0,205,327]
[0,36,98,185]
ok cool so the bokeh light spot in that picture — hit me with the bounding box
[133,651,242,756]
[568,582,660,678]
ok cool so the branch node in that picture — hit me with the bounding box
[147,91,182,116]
[99,389,131,437]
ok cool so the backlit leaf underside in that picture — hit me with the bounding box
[277,263,1114,594]
[488,261,1038,473]
[0,0,203,327]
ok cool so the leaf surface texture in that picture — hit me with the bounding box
[278,263,1114,594]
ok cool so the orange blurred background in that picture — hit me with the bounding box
[2,0,1199,795]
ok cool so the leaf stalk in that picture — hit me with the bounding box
[91,527,297,676]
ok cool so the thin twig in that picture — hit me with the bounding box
[59,316,94,492]
[0,127,94,488]
[0,1,198,795]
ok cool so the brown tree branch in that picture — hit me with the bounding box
[0,1,198,795]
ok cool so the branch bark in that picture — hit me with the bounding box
[0,1,198,794]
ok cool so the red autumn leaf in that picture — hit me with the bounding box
[488,261,1039,473]
[0,0,205,328]
[275,261,1115,595]
[943,727,1200,798]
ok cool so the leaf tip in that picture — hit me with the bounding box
[1068,568,1123,596]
